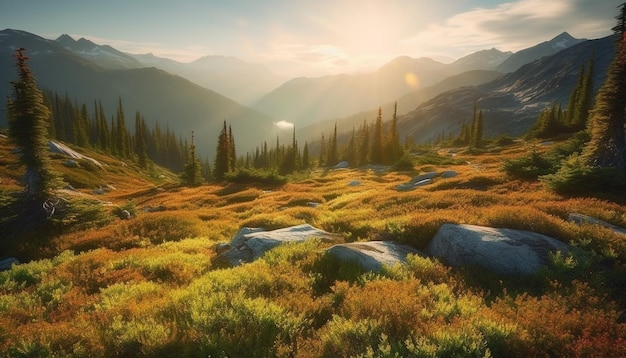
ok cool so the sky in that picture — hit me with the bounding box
[0,0,621,77]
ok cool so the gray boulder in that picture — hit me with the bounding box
[568,213,626,236]
[440,170,458,178]
[326,241,424,272]
[427,224,570,276]
[410,171,438,184]
[0,257,19,271]
[215,224,339,267]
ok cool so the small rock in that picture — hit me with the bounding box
[410,171,438,184]
[413,178,433,187]
[348,180,361,187]
[308,202,321,208]
[332,161,349,169]
[64,159,79,168]
[568,213,626,236]
[119,210,132,220]
[440,170,458,178]
[0,257,19,271]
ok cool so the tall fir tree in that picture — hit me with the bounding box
[386,102,403,163]
[134,112,148,169]
[302,141,310,169]
[7,49,60,201]
[181,131,203,186]
[214,120,231,180]
[358,119,370,166]
[581,3,626,170]
[327,122,339,166]
[370,107,384,164]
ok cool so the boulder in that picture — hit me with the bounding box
[427,224,570,276]
[410,171,438,184]
[414,178,433,187]
[48,141,103,168]
[326,241,424,272]
[348,180,361,187]
[568,213,626,236]
[440,170,458,178]
[0,257,19,271]
[332,161,349,169]
[215,224,339,267]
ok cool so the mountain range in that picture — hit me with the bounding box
[0,28,611,158]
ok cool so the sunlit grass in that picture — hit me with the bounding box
[1,138,626,356]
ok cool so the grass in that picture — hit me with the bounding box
[1,135,626,356]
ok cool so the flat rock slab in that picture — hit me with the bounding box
[326,241,424,272]
[49,141,104,168]
[427,224,570,276]
[568,213,626,236]
[215,224,339,267]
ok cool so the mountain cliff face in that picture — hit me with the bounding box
[56,34,144,70]
[397,35,615,143]
[496,32,586,73]
[0,29,277,158]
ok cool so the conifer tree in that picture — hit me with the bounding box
[181,131,203,186]
[7,48,60,201]
[302,141,310,169]
[344,127,357,165]
[582,3,626,170]
[318,133,326,167]
[386,102,403,163]
[214,120,231,180]
[228,125,237,171]
[327,122,339,166]
[134,112,148,169]
[115,98,129,158]
[358,119,370,166]
[370,107,384,164]
[470,110,484,148]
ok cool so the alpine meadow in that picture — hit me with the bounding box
[1,1,626,357]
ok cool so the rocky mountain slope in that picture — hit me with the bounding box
[0,29,277,158]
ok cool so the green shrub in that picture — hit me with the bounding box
[224,168,287,186]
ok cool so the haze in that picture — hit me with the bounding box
[0,0,620,76]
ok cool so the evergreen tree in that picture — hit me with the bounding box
[370,107,384,164]
[302,141,310,169]
[358,119,370,166]
[181,131,203,186]
[470,109,484,148]
[581,3,626,170]
[7,48,60,201]
[327,122,339,166]
[214,120,231,180]
[385,102,403,163]
[115,98,130,158]
[318,133,326,167]
[344,127,357,166]
[228,125,237,171]
[134,112,148,169]
[73,102,90,148]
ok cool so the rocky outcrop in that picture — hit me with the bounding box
[214,224,339,267]
[49,141,104,168]
[326,241,424,272]
[568,213,626,236]
[396,170,458,191]
[427,224,570,276]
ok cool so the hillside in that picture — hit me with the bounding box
[0,29,278,158]
[397,35,615,143]
[1,133,625,356]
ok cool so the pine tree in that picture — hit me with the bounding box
[214,120,231,180]
[228,125,237,171]
[318,133,326,167]
[181,131,203,186]
[470,109,484,148]
[134,112,148,169]
[358,119,370,166]
[302,141,310,169]
[327,122,339,166]
[386,102,403,163]
[581,3,626,170]
[370,107,384,164]
[344,127,357,165]
[7,49,60,201]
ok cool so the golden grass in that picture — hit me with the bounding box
[2,138,626,356]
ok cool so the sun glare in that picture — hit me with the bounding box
[404,72,420,89]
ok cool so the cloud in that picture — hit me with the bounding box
[274,120,295,129]
[401,0,616,59]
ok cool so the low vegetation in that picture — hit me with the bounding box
[1,133,625,357]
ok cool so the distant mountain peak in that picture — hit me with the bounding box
[56,34,76,45]
[549,32,581,50]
